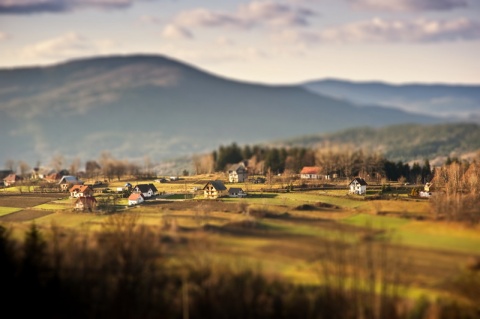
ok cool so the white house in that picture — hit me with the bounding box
[133,184,158,198]
[228,162,248,183]
[349,177,368,195]
[228,187,247,198]
[128,193,145,206]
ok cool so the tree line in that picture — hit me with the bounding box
[205,142,435,183]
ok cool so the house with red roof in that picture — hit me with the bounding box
[128,193,145,206]
[69,185,94,198]
[3,173,23,186]
[300,166,323,179]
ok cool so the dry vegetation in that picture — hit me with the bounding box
[0,179,479,319]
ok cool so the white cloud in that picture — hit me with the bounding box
[0,31,7,40]
[162,24,193,40]
[278,17,480,44]
[23,32,97,59]
[0,0,145,14]
[347,0,468,12]
[167,0,316,37]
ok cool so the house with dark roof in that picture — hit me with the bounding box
[203,180,227,199]
[133,184,158,198]
[300,166,322,179]
[0,170,14,180]
[228,187,247,198]
[58,175,84,191]
[228,162,248,183]
[349,177,368,195]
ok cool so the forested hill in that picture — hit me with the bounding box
[273,123,480,165]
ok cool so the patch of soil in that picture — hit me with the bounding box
[0,209,55,222]
[295,202,340,211]
[315,202,340,209]
[0,194,65,208]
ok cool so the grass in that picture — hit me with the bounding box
[343,213,480,255]
[0,206,23,216]
[33,203,72,211]
[2,186,479,309]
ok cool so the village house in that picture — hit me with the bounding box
[133,184,158,198]
[228,187,247,198]
[74,196,97,212]
[349,177,368,195]
[3,173,23,186]
[69,185,94,198]
[300,166,322,179]
[228,162,248,183]
[128,193,145,206]
[203,180,227,199]
[58,175,84,191]
[44,172,62,183]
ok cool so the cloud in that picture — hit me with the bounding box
[279,17,480,44]
[162,24,193,40]
[0,31,7,40]
[0,0,142,14]
[22,32,97,59]
[168,0,315,36]
[347,0,468,12]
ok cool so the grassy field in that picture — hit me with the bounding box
[0,178,479,314]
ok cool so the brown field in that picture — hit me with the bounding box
[0,186,479,315]
[0,193,65,208]
[0,209,55,222]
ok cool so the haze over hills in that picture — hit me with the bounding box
[0,54,468,172]
[303,79,480,121]
[274,123,480,166]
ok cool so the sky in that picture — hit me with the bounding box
[1,0,480,85]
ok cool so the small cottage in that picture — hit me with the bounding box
[3,173,23,186]
[69,185,94,198]
[203,180,227,199]
[58,175,84,191]
[349,177,368,195]
[133,184,158,198]
[74,197,97,211]
[228,187,247,198]
[128,193,145,206]
[300,166,322,179]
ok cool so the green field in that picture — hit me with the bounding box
[0,182,479,317]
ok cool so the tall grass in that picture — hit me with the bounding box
[0,213,478,319]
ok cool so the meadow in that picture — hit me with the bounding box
[0,176,479,318]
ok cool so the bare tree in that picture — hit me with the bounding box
[18,160,31,179]
[50,154,65,172]
[69,157,81,176]
[5,159,16,172]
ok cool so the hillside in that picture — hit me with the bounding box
[0,54,444,167]
[303,79,480,121]
[274,123,480,165]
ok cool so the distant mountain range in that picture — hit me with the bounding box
[0,54,475,173]
[303,79,480,121]
[274,123,480,166]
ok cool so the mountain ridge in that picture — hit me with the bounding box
[0,54,455,169]
[302,78,480,120]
